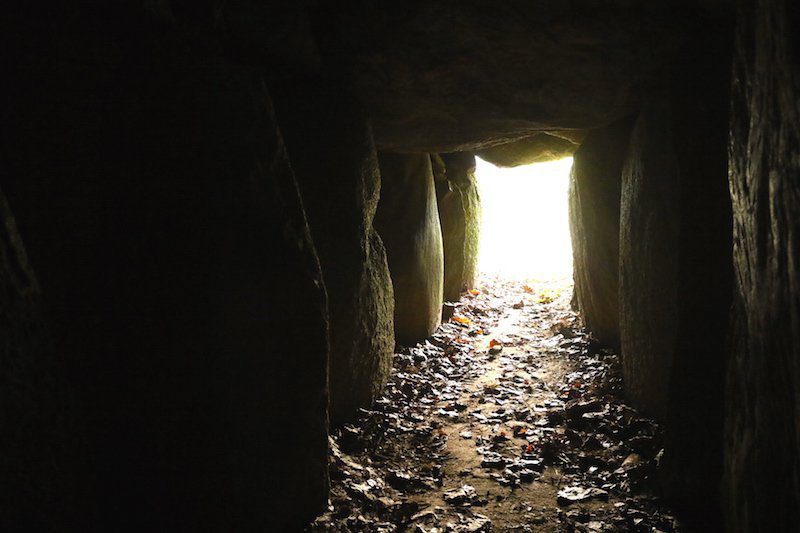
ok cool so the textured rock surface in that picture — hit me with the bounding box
[274,76,394,425]
[1,9,330,529]
[619,98,681,419]
[620,13,733,527]
[569,118,633,349]
[436,153,482,303]
[434,156,467,303]
[375,153,444,345]
[724,1,800,531]
[443,153,482,293]
[477,132,583,167]
[318,1,682,151]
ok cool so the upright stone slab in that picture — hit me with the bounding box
[569,118,633,349]
[2,33,330,530]
[442,152,482,293]
[619,12,733,527]
[273,77,394,425]
[434,154,467,303]
[724,1,800,531]
[620,99,681,417]
[375,153,444,345]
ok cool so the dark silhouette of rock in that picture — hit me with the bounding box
[1,8,330,527]
[274,76,394,425]
[619,11,733,528]
[620,96,681,420]
[376,153,444,345]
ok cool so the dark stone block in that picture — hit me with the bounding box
[273,76,394,426]
[569,117,634,349]
[1,11,330,527]
[724,1,800,530]
[375,153,444,345]
[618,10,733,528]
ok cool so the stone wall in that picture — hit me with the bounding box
[436,152,482,303]
[724,1,800,530]
[619,98,681,418]
[434,155,466,303]
[273,77,394,425]
[1,5,330,530]
[619,11,733,528]
[569,118,634,349]
[375,153,444,345]
[442,153,482,293]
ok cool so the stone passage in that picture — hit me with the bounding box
[1,2,798,532]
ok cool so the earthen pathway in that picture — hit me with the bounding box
[310,278,680,532]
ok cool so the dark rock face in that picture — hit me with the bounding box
[477,132,583,167]
[273,77,394,426]
[619,98,681,419]
[569,118,633,349]
[318,1,682,152]
[725,1,800,531]
[0,188,94,530]
[620,13,733,527]
[436,153,482,302]
[1,9,330,529]
[375,153,444,345]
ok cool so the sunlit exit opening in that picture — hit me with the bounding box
[476,156,574,281]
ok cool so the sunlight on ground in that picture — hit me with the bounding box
[476,156,574,281]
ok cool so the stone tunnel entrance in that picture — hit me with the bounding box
[2,2,798,533]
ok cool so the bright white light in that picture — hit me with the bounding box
[476,156,574,280]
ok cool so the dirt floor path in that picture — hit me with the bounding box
[310,278,682,532]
